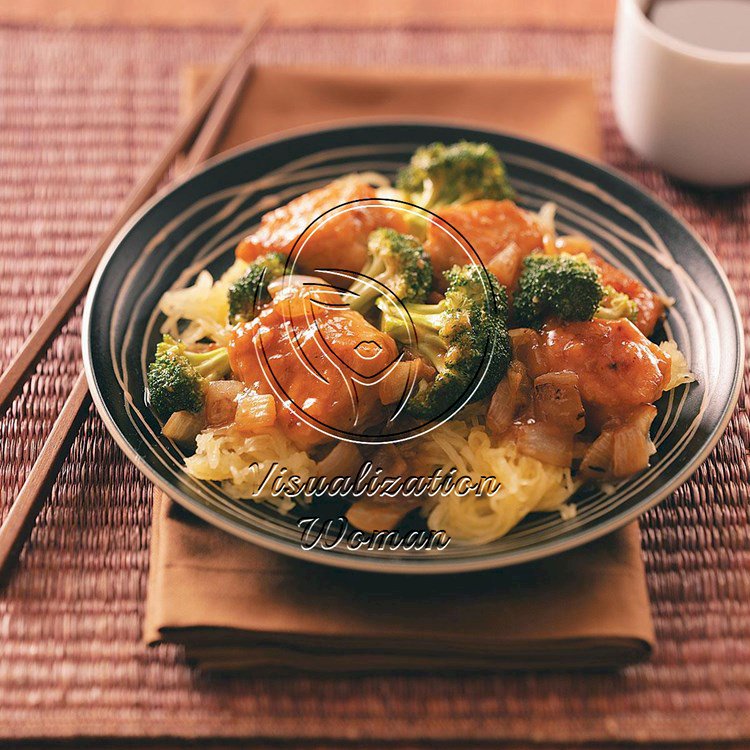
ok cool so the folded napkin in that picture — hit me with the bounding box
[179,65,602,158]
[144,65,654,671]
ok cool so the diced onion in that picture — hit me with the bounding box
[235,391,277,435]
[487,378,513,436]
[486,242,525,288]
[536,202,557,245]
[580,405,657,479]
[487,360,529,436]
[315,442,364,478]
[378,359,434,406]
[579,429,614,478]
[507,360,529,394]
[572,437,591,460]
[205,380,243,427]
[533,371,585,433]
[162,410,205,444]
[510,328,546,376]
[516,420,574,468]
[611,405,656,477]
[659,340,696,391]
[370,444,408,476]
[379,361,416,405]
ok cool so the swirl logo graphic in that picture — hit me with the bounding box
[251,198,500,445]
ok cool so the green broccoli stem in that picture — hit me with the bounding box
[379,309,411,342]
[185,348,231,382]
[380,304,447,371]
[347,252,386,312]
[349,228,432,315]
[347,284,380,314]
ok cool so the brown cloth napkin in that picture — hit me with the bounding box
[144,65,653,671]
[181,65,602,159]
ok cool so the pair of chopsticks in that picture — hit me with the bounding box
[0,11,268,578]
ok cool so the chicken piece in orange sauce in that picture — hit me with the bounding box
[424,199,543,285]
[514,318,671,428]
[229,281,398,449]
[236,177,408,275]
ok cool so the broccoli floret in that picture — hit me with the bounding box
[348,228,432,313]
[228,251,287,322]
[513,253,605,328]
[379,264,511,420]
[473,286,512,402]
[396,141,515,210]
[147,334,230,419]
[443,264,512,401]
[596,285,638,322]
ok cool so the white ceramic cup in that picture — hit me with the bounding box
[612,0,750,187]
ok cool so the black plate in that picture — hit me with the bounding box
[82,120,744,573]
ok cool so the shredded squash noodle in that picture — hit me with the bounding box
[401,419,578,545]
[185,427,316,512]
[659,340,697,391]
[159,259,248,345]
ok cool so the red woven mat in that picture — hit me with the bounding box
[0,25,748,745]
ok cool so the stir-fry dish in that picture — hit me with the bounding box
[148,141,694,544]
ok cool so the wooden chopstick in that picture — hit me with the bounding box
[183,54,256,173]
[0,372,91,579]
[0,9,268,412]
[0,14,267,578]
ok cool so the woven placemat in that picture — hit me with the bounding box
[0,25,748,745]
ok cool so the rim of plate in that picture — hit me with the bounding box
[82,118,745,574]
